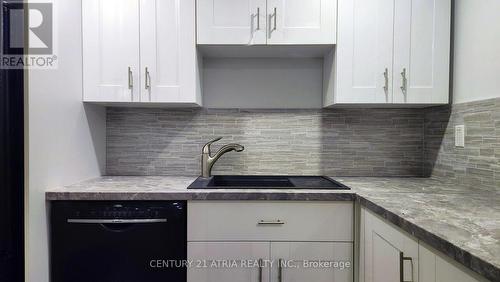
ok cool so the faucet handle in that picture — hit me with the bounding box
[202,137,223,154]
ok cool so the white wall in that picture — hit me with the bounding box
[26,0,106,281]
[453,0,500,103]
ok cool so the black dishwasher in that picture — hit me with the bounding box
[50,201,187,282]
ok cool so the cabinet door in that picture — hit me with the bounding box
[335,0,394,104]
[270,242,353,282]
[363,208,419,282]
[82,0,140,102]
[140,0,200,103]
[188,242,270,282]
[197,0,267,45]
[419,243,487,282]
[392,0,451,104]
[266,0,336,45]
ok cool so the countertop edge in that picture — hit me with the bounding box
[45,191,356,201]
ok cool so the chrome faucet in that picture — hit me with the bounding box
[201,137,244,178]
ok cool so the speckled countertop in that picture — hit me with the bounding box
[45,176,500,281]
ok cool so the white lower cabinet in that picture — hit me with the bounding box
[270,242,353,282]
[188,201,353,242]
[419,243,487,282]
[360,207,488,282]
[362,208,418,282]
[188,242,270,282]
[187,201,354,282]
[188,241,353,282]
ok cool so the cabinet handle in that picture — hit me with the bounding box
[258,258,263,282]
[400,68,407,95]
[145,67,151,90]
[278,258,283,282]
[273,7,277,31]
[128,66,133,89]
[256,8,260,30]
[400,252,413,282]
[258,219,285,225]
[383,68,388,93]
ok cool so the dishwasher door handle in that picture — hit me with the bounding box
[67,219,167,224]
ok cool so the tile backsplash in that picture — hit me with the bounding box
[424,98,500,188]
[106,98,500,184]
[107,108,425,176]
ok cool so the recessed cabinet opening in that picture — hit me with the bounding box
[202,57,325,109]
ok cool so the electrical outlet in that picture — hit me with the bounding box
[455,125,465,147]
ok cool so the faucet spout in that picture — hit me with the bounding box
[201,138,244,178]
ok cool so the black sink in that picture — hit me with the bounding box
[187,175,350,190]
[209,175,295,187]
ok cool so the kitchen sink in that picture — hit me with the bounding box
[187,175,350,190]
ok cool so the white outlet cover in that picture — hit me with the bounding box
[455,125,465,147]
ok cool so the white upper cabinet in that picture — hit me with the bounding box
[266,0,336,44]
[82,0,140,102]
[140,0,199,103]
[392,0,451,104]
[83,0,201,105]
[335,0,395,103]
[197,0,267,45]
[196,0,336,45]
[331,0,451,106]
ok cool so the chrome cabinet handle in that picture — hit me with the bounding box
[258,219,285,225]
[273,7,277,31]
[383,68,389,93]
[67,219,167,224]
[145,67,151,90]
[269,7,277,34]
[128,66,133,89]
[258,258,263,282]
[400,253,413,282]
[278,258,283,282]
[256,8,260,30]
[400,68,407,95]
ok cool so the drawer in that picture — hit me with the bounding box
[188,201,353,241]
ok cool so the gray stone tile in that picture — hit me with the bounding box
[107,108,425,177]
[424,97,500,190]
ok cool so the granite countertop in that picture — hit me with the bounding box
[338,177,500,282]
[46,176,500,281]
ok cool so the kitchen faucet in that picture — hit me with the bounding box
[201,137,244,178]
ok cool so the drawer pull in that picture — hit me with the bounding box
[258,220,285,225]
